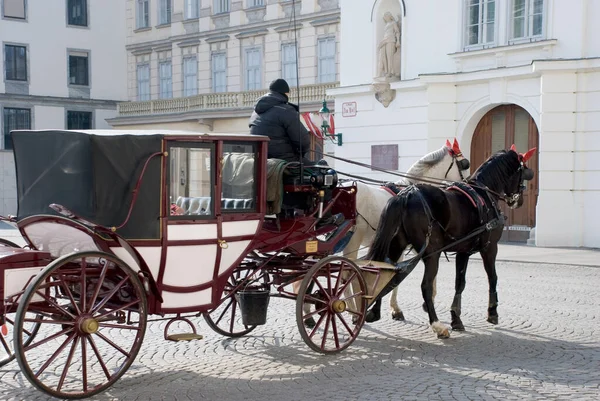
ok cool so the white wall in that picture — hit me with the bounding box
[0,0,127,100]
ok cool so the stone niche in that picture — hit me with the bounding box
[372,0,403,107]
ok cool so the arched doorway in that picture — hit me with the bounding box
[470,104,539,242]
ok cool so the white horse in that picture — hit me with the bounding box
[300,139,471,327]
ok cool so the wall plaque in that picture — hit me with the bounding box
[371,144,398,171]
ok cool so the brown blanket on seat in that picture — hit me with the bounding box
[266,158,288,214]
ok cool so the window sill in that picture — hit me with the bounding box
[183,17,199,22]
[156,23,171,29]
[67,23,90,29]
[1,16,27,23]
[450,39,557,59]
[68,84,90,88]
[134,27,152,33]
[5,79,28,83]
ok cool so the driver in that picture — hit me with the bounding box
[249,78,313,164]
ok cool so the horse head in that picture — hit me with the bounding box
[472,145,536,209]
[444,138,470,180]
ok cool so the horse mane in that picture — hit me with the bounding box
[399,146,450,184]
[469,150,520,190]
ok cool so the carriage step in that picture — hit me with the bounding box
[166,333,204,342]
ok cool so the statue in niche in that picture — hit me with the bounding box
[377,12,401,79]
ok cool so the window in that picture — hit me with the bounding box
[214,0,230,14]
[184,0,199,19]
[221,143,257,212]
[465,0,496,47]
[136,0,149,29]
[67,0,87,26]
[159,61,172,99]
[511,0,544,40]
[212,52,227,93]
[68,52,89,86]
[281,43,297,86]
[137,64,150,101]
[183,56,197,97]
[317,37,336,83]
[169,146,214,218]
[4,45,27,81]
[247,0,264,7]
[2,0,25,19]
[158,0,171,25]
[3,108,30,150]
[67,111,92,129]
[244,48,261,90]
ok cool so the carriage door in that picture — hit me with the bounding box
[470,105,539,242]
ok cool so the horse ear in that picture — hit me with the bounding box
[510,144,517,152]
[522,147,537,162]
[445,139,452,150]
[452,138,461,155]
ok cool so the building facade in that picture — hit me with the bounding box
[329,0,600,248]
[107,0,341,156]
[0,0,127,215]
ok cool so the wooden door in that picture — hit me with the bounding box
[470,105,539,242]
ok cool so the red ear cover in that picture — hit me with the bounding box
[521,148,537,162]
[446,139,452,149]
[452,138,461,155]
[510,144,517,152]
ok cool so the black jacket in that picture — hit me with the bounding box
[249,92,311,162]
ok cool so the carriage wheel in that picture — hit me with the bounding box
[0,312,41,367]
[14,251,147,400]
[296,256,367,354]
[203,264,266,338]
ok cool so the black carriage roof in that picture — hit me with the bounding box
[11,129,267,239]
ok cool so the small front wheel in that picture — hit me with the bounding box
[296,256,367,354]
[14,251,148,399]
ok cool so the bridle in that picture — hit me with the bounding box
[474,161,529,207]
[444,150,470,181]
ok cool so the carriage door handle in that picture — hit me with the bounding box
[218,239,228,249]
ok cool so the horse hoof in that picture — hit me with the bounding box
[392,311,405,321]
[365,310,381,323]
[451,322,465,331]
[304,317,316,328]
[437,330,450,339]
[487,316,498,325]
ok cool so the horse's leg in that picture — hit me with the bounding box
[480,243,499,325]
[422,257,450,339]
[294,279,315,328]
[389,251,405,321]
[343,225,362,323]
[450,252,470,331]
[421,276,436,313]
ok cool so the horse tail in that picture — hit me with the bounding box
[366,188,410,262]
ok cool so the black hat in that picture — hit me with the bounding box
[269,78,290,95]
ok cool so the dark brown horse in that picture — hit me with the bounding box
[365,146,536,338]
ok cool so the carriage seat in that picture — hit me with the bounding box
[175,196,254,215]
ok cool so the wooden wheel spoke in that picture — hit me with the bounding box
[336,312,357,336]
[95,300,140,320]
[94,331,131,358]
[35,332,77,378]
[320,313,332,350]
[313,279,333,302]
[26,327,74,352]
[213,298,234,326]
[341,291,365,303]
[57,336,79,391]
[304,294,327,306]
[90,276,129,315]
[0,334,11,354]
[331,314,340,349]
[303,306,328,321]
[336,271,357,296]
[57,274,81,315]
[24,318,73,326]
[87,335,112,381]
[88,259,110,312]
[98,323,141,331]
[229,299,239,333]
[80,258,87,313]
[307,313,327,340]
[81,336,88,393]
[34,289,75,319]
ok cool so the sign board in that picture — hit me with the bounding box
[342,102,357,117]
[371,145,398,171]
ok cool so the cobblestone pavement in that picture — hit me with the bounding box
[1,259,599,401]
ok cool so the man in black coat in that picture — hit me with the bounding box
[249,78,312,164]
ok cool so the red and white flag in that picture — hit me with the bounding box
[301,112,324,139]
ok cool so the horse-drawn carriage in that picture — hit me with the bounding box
[0,129,405,399]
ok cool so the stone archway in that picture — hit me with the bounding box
[471,104,540,242]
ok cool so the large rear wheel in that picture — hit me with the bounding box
[14,251,147,399]
[296,256,367,354]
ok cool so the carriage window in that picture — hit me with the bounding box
[221,142,256,213]
[169,146,213,217]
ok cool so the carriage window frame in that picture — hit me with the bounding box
[166,141,216,221]
[221,141,258,214]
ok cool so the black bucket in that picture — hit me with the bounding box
[235,287,270,326]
